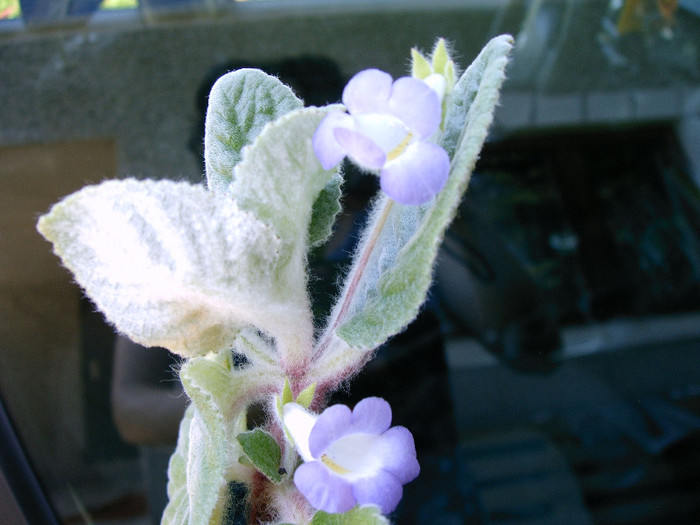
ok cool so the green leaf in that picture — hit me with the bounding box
[332,35,513,350]
[205,68,303,193]
[311,506,389,525]
[237,428,283,483]
[36,179,285,358]
[308,171,343,249]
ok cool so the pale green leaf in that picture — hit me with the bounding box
[162,403,231,525]
[230,106,338,250]
[332,35,513,350]
[442,35,514,158]
[37,179,285,358]
[237,428,282,483]
[162,405,194,525]
[180,356,258,480]
[311,506,389,525]
[165,355,274,525]
[205,68,303,193]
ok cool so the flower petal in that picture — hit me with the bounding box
[352,469,403,514]
[283,402,317,462]
[376,426,420,484]
[313,111,353,170]
[294,461,356,514]
[343,69,393,114]
[309,404,353,458]
[423,73,447,102]
[334,127,386,170]
[387,76,441,138]
[380,141,450,205]
[351,397,392,434]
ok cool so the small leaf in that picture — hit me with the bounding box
[205,68,303,193]
[295,382,316,409]
[311,506,389,525]
[165,353,277,525]
[237,428,283,483]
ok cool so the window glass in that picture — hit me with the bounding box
[1,2,700,524]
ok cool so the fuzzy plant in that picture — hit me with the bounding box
[37,36,512,524]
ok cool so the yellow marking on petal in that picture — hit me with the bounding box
[387,132,413,162]
[321,454,351,475]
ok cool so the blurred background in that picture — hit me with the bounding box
[1,1,700,524]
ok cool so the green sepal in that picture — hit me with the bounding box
[295,382,316,409]
[431,38,451,78]
[311,506,389,525]
[205,68,303,193]
[411,48,432,79]
[334,35,513,350]
[281,378,294,405]
[237,428,283,483]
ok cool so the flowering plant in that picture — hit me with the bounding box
[37,36,512,524]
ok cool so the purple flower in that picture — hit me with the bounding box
[313,69,450,205]
[283,397,420,514]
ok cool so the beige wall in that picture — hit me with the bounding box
[0,139,116,482]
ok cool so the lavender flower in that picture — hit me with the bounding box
[313,69,450,205]
[283,397,420,515]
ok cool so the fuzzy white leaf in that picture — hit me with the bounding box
[229,107,339,368]
[37,178,286,357]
